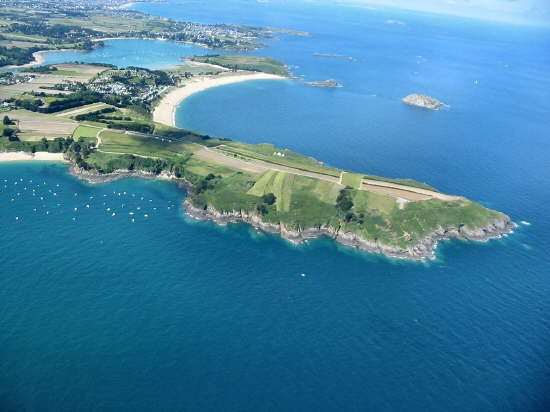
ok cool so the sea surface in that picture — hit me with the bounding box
[42,39,213,69]
[2,1,550,411]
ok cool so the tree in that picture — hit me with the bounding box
[256,203,268,215]
[3,115,12,125]
[336,188,353,212]
[262,193,277,205]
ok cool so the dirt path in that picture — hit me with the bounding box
[196,148,342,184]
[95,128,105,148]
[361,179,459,201]
[56,103,109,118]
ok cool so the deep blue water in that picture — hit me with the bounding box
[1,1,550,411]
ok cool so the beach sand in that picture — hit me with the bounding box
[153,73,285,127]
[0,152,67,162]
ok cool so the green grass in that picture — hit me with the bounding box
[72,125,100,143]
[247,170,277,196]
[98,130,200,160]
[190,55,289,76]
[185,155,240,178]
[219,142,341,178]
[247,170,293,212]
[48,70,94,77]
[352,190,396,215]
[341,172,363,189]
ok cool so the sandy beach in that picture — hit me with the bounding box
[153,73,285,127]
[0,152,67,162]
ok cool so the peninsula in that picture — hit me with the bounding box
[0,59,513,260]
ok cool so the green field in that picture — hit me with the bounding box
[341,172,363,189]
[219,142,342,178]
[190,55,289,76]
[72,125,100,143]
[247,171,294,212]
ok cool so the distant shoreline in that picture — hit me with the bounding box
[152,73,286,127]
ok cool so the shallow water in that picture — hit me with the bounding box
[42,39,213,69]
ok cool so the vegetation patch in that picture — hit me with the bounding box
[341,172,363,189]
[189,54,289,76]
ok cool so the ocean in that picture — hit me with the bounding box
[2,0,550,410]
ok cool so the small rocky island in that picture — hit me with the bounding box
[402,94,446,110]
[305,79,342,88]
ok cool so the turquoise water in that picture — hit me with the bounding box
[2,1,550,410]
[42,39,212,69]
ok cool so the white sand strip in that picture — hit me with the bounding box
[153,73,285,127]
[0,152,67,162]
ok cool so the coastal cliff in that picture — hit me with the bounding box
[184,200,514,261]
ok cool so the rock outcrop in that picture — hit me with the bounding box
[402,94,446,110]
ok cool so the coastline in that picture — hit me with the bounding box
[0,152,68,162]
[5,51,47,70]
[152,73,286,127]
[183,200,516,261]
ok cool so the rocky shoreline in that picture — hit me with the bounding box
[184,201,515,261]
[69,165,193,190]
[69,164,514,261]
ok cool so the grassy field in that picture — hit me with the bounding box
[98,130,202,160]
[7,109,78,140]
[72,125,100,143]
[219,142,342,178]
[189,55,289,76]
[247,170,294,212]
[341,172,363,189]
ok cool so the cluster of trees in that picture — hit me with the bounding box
[27,65,58,73]
[44,91,102,113]
[10,91,103,114]
[8,23,99,40]
[2,128,18,141]
[335,187,367,224]
[0,136,82,154]
[107,122,154,134]
[2,115,18,140]
[195,173,221,194]
[12,97,43,111]
[336,188,354,212]
[256,192,277,215]
[90,155,168,175]
[155,128,212,142]
[0,46,41,67]
[74,107,117,121]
